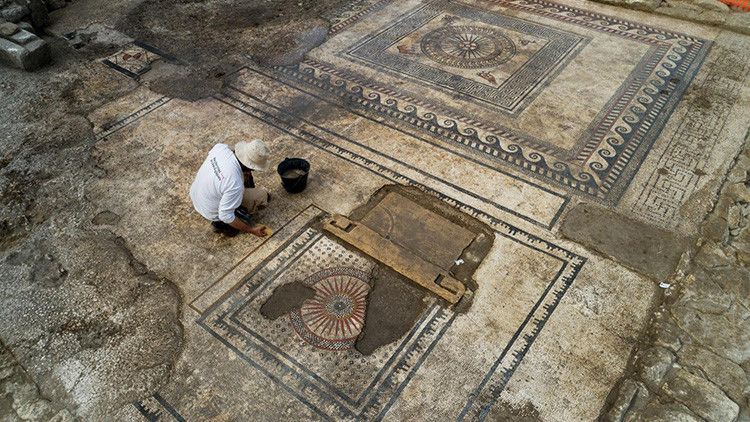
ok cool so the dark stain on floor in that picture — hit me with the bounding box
[260,281,316,320]
[355,266,427,355]
[115,0,344,100]
[485,400,542,421]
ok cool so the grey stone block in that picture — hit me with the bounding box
[602,379,650,421]
[43,0,66,10]
[0,21,18,36]
[636,346,675,391]
[16,20,32,33]
[639,402,702,421]
[0,3,28,23]
[8,27,34,44]
[678,344,747,403]
[661,368,740,422]
[0,28,49,70]
[671,302,750,363]
[24,0,47,28]
[0,37,25,68]
[650,313,684,352]
[675,274,733,314]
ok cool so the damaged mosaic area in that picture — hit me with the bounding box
[181,192,587,421]
[288,266,372,351]
[199,230,455,420]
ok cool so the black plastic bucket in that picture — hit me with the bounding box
[277,158,310,194]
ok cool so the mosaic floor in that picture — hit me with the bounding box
[282,0,713,204]
[76,0,750,420]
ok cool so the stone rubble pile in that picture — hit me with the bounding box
[0,21,49,70]
[0,0,74,70]
[603,145,750,421]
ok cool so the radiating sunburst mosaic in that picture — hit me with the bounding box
[289,267,371,351]
[420,25,516,68]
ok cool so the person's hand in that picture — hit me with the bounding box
[249,226,268,238]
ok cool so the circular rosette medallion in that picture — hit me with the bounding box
[420,25,516,69]
[290,267,371,351]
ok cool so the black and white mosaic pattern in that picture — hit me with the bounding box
[345,1,586,114]
[272,0,712,204]
[198,231,455,420]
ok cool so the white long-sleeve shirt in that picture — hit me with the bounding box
[190,144,244,224]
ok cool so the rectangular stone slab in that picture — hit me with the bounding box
[324,214,465,304]
[560,203,690,281]
[360,191,476,270]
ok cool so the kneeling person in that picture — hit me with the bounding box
[190,139,271,237]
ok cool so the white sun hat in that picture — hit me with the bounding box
[235,139,270,171]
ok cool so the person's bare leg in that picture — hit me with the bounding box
[233,187,270,237]
[241,187,270,212]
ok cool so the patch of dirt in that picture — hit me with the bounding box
[560,202,691,281]
[355,266,427,355]
[485,400,542,421]
[56,318,122,350]
[92,210,121,226]
[116,0,345,100]
[260,281,316,319]
[32,252,69,288]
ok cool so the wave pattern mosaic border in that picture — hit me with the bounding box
[216,90,586,420]
[280,0,711,203]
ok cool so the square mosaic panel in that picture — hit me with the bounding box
[198,228,454,420]
[196,203,585,420]
[346,1,587,114]
[101,42,176,79]
[103,44,161,77]
[270,0,712,203]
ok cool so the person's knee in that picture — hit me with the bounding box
[242,187,270,212]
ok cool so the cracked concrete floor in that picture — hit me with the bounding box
[1,0,749,420]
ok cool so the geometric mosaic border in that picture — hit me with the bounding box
[198,228,455,420]
[274,0,712,204]
[216,90,587,420]
[227,70,569,230]
[631,44,750,227]
[346,2,588,115]
[133,393,186,422]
